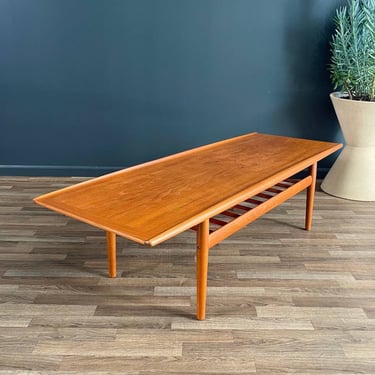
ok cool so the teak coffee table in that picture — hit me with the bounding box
[34,133,342,320]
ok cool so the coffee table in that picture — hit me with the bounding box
[34,133,342,320]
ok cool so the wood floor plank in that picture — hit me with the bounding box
[34,294,191,306]
[0,372,138,375]
[237,270,356,281]
[0,354,61,372]
[171,317,314,330]
[293,296,375,308]
[34,333,183,357]
[59,356,256,373]
[154,286,266,296]
[311,317,375,331]
[0,303,97,317]
[255,357,375,374]
[182,341,345,359]
[29,315,172,329]
[0,315,31,327]
[256,306,367,319]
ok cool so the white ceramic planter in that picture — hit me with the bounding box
[321,92,375,201]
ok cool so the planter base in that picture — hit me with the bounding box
[321,145,375,201]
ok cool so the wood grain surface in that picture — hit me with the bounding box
[34,133,341,246]
[1,176,375,374]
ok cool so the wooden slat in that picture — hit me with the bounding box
[234,203,252,212]
[256,192,275,199]
[266,187,284,194]
[246,198,263,205]
[276,181,294,189]
[209,217,228,228]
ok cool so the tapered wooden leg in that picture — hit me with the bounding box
[106,231,117,278]
[305,162,317,231]
[196,219,210,320]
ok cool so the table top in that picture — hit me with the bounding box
[34,133,342,246]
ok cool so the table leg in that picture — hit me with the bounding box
[305,162,317,231]
[106,231,117,278]
[196,219,210,320]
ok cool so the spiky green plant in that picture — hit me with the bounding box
[330,0,375,101]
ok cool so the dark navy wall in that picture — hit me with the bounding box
[0,0,345,176]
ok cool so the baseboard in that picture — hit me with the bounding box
[0,165,124,177]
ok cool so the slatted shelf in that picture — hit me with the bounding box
[191,178,300,236]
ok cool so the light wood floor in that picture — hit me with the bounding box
[1,176,375,374]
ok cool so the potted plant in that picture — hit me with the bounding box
[321,0,375,201]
